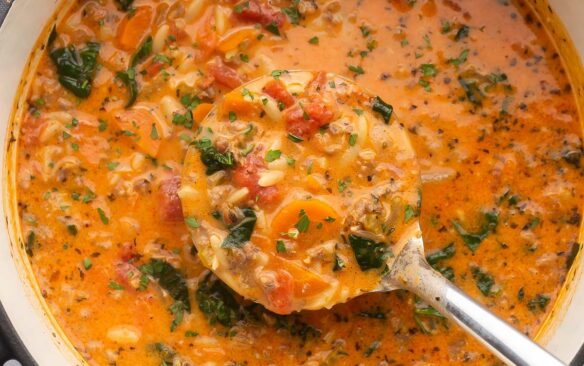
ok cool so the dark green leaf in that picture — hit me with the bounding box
[196,274,244,327]
[131,36,152,68]
[140,259,191,312]
[287,132,303,143]
[452,211,498,252]
[371,96,393,124]
[333,254,345,272]
[426,243,455,266]
[221,209,257,248]
[458,77,484,107]
[265,150,282,162]
[471,266,496,297]
[117,67,138,108]
[348,65,364,75]
[349,235,388,271]
[49,42,100,98]
[193,139,236,175]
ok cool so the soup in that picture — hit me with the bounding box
[14,0,583,365]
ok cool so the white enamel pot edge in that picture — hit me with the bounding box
[0,1,582,365]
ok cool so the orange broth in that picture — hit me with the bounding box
[13,0,583,365]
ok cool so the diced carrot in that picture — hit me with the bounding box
[222,91,260,118]
[193,103,214,123]
[217,26,259,53]
[113,106,163,157]
[271,199,340,248]
[116,7,153,52]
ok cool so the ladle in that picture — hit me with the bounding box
[181,71,565,366]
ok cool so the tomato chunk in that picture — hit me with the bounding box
[232,152,280,205]
[158,176,184,222]
[207,61,244,89]
[265,269,294,314]
[234,0,285,27]
[263,80,295,107]
[284,98,334,139]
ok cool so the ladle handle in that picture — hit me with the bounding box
[388,233,565,366]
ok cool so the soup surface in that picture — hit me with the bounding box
[14,0,584,365]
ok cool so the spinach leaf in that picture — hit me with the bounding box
[426,242,455,266]
[131,36,153,68]
[349,234,388,271]
[452,211,498,252]
[222,208,257,248]
[196,274,245,327]
[274,314,321,343]
[371,96,393,124]
[117,68,138,108]
[193,139,236,175]
[115,0,134,11]
[140,259,191,312]
[470,266,497,297]
[49,42,100,98]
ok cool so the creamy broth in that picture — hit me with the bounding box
[14,0,583,365]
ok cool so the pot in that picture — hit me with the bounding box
[0,1,582,365]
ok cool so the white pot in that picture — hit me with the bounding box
[0,1,582,365]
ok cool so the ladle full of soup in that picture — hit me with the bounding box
[179,70,565,366]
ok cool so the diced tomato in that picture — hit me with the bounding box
[234,0,285,27]
[144,59,166,79]
[207,61,244,89]
[119,242,139,262]
[263,80,295,107]
[265,269,294,314]
[157,176,184,222]
[232,152,280,205]
[284,98,334,139]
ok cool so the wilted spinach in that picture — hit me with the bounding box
[193,139,236,175]
[131,36,153,68]
[452,211,498,252]
[349,234,388,271]
[140,259,191,312]
[196,274,245,327]
[222,208,257,248]
[49,42,100,98]
[371,96,393,124]
[116,68,138,108]
[471,266,497,297]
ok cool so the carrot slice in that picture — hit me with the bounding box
[269,256,331,298]
[113,106,164,157]
[271,199,340,249]
[222,91,260,118]
[117,7,153,51]
[217,26,259,53]
[193,103,213,123]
